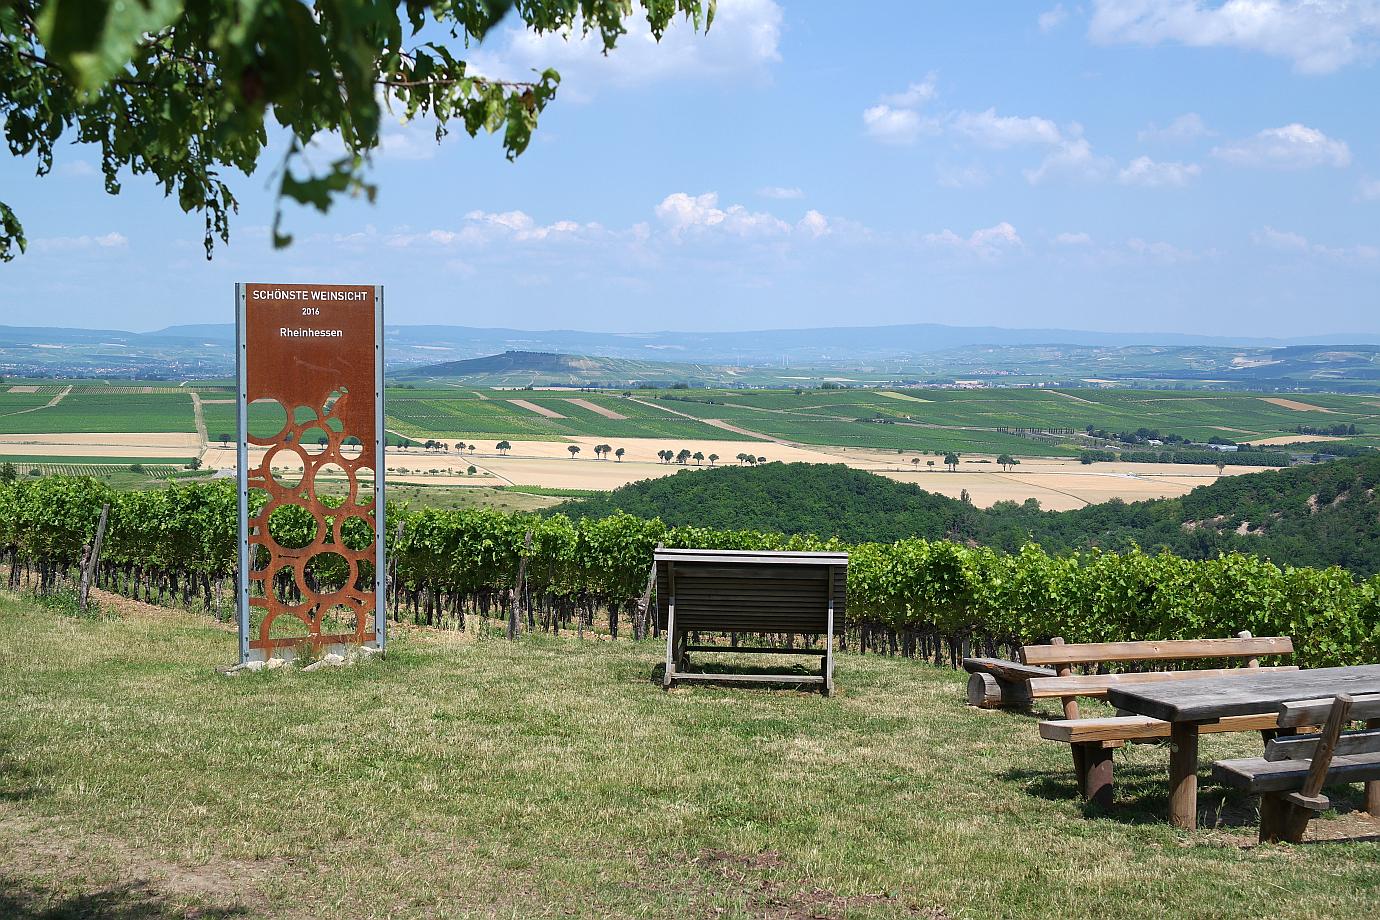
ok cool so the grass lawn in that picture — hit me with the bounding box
[386,483,566,513]
[2,593,1378,919]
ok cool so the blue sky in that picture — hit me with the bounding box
[3,0,1379,336]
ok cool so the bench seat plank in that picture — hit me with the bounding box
[1213,751,1380,794]
[1277,692,1380,728]
[1028,665,1298,699]
[1022,636,1294,666]
[961,657,1057,681]
[1040,712,1279,744]
[1265,728,1380,762]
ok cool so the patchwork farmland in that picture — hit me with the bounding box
[3,379,1378,509]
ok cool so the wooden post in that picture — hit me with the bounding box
[1084,744,1114,809]
[509,529,532,640]
[79,503,110,612]
[636,544,660,641]
[1238,630,1260,667]
[1168,722,1199,831]
[662,561,677,689]
[1049,637,1080,719]
[1366,718,1380,816]
[823,567,835,696]
[1049,637,1086,787]
[388,520,404,621]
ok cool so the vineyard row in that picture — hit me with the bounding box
[1,477,1378,668]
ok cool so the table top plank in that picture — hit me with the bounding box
[1106,665,1380,722]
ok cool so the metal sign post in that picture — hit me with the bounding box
[235,283,385,664]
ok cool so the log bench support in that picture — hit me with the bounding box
[1023,631,1295,817]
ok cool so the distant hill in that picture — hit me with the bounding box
[3,319,1378,386]
[556,456,1380,575]
[417,351,604,377]
[398,350,730,387]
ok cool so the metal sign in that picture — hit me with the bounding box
[235,283,385,663]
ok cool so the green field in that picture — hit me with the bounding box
[2,594,1378,919]
[4,381,1380,460]
[0,391,195,434]
[385,391,750,442]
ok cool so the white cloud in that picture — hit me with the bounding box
[881,73,939,108]
[1127,237,1199,262]
[1118,155,1202,186]
[862,75,942,145]
[923,222,1023,258]
[1358,177,1380,200]
[862,104,937,145]
[951,108,1063,148]
[1025,137,1114,184]
[797,210,830,238]
[377,128,437,161]
[469,0,782,92]
[1253,225,1380,261]
[1088,0,1380,74]
[380,211,604,248]
[1054,231,1094,245]
[56,161,97,178]
[654,192,791,239]
[30,232,128,253]
[936,163,990,188]
[1039,4,1070,32]
[757,186,804,199]
[1138,112,1210,143]
[1212,123,1351,168]
[1253,225,1311,251]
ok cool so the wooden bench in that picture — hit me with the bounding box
[969,634,1295,807]
[1214,693,1380,842]
[655,548,848,695]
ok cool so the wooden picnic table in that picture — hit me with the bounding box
[1107,664,1380,829]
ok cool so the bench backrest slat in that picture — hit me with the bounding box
[1021,636,1292,666]
[1265,727,1380,762]
[1027,665,1298,700]
[1277,692,1380,728]
[654,550,848,633]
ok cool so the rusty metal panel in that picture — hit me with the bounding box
[236,283,383,663]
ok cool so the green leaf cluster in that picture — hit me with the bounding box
[1,0,713,259]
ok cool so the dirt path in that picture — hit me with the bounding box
[508,398,566,419]
[189,391,208,445]
[1260,397,1336,414]
[1050,390,1100,406]
[566,397,627,420]
[990,471,1091,507]
[3,384,73,417]
[626,397,784,442]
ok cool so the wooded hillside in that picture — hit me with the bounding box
[556,456,1380,575]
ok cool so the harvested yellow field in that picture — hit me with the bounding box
[6,385,38,393]
[194,436,1262,508]
[507,398,566,419]
[1260,397,1335,413]
[565,397,627,420]
[0,432,201,460]
[1244,434,1345,446]
[876,463,1236,511]
[877,391,932,403]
